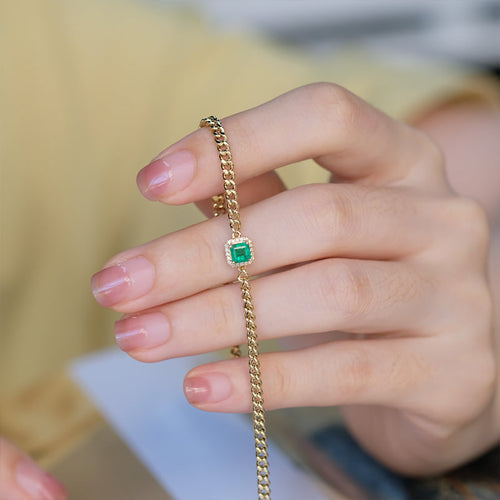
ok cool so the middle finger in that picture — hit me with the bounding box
[91,183,434,314]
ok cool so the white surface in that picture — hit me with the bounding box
[70,348,332,500]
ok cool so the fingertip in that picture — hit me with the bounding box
[182,359,254,413]
[0,436,68,500]
[90,257,155,310]
[183,372,232,407]
[114,313,170,353]
[137,150,197,202]
[15,458,68,500]
[136,159,170,201]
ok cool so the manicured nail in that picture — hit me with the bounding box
[184,373,232,405]
[114,312,170,351]
[16,458,67,500]
[137,150,196,201]
[91,256,155,307]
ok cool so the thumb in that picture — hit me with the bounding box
[0,437,67,500]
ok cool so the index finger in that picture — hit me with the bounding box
[137,83,447,206]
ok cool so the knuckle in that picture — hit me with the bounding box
[300,81,346,105]
[475,350,497,405]
[366,186,410,217]
[184,230,217,268]
[425,337,497,425]
[452,349,496,421]
[446,197,490,258]
[456,197,489,243]
[299,82,361,141]
[463,325,497,404]
[480,352,497,403]
[336,345,372,401]
[457,278,493,326]
[317,260,374,321]
[408,131,450,188]
[385,349,436,408]
[411,131,447,182]
[420,132,446,170]
[297,184,356,243]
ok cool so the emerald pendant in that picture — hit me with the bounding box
[225,237,254,267]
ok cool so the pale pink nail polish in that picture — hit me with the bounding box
[16,458,67,500]
[114,312,170,351]
[184,373,232,405]
[91,256,155,307]
[137,150,196,201]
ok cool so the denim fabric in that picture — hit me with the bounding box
[312,425,500,500]
[312,425,408,500]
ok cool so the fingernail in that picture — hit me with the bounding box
[114,312,170,351]
[91,256,155,307]
[16,458,67,500]
[184,373,232,405]
[137,150,196,201]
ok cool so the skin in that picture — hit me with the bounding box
[2,82,499,498]
[0,438,67,500]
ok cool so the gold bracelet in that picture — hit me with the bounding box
[200,116,271,500]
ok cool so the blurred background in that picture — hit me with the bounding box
[151,0,500,73]
[1,1,500,499]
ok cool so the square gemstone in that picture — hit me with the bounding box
[225,237,254,267]
[231,241,252,263]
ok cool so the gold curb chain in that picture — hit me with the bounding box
[200,116,271,500]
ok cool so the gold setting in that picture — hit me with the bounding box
[225,236,255,268]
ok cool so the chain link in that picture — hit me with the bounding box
[200,116,271,500]
[211,193,242,359]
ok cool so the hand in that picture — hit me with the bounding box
[91,83,498,476]
[0,435,67,500]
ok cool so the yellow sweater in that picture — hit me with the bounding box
[1,0,499,464]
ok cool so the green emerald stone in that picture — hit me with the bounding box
[230,241,252,263]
